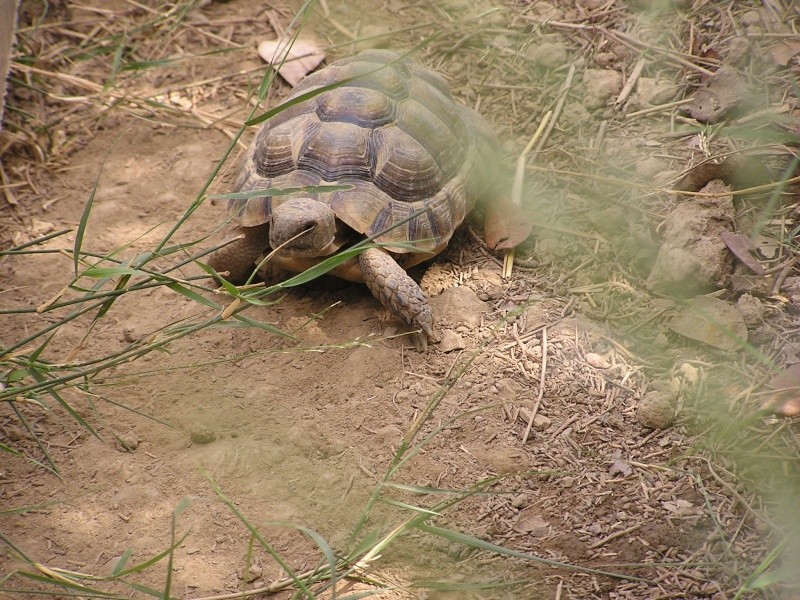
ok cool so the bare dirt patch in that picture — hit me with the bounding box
[2,1,799,599]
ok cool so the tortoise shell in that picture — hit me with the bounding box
[227,49,500,259]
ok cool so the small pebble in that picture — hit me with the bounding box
[653,332,670,349]
[240,564,262,582]
[438,330,465,352]
[519,408,552,431]
[116,431,139,452]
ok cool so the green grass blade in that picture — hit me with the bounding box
[161,497,191,600]
[165,282,222,310]
[125,580,172,598]
[8,402,59,475]
[0,498,66,517]
[204,472,315,598]
[103,533,189,579]
[0,531,34,563]
[230,315,297,339]
[733,538,787,598]
[30,371,99,439]
[0,443,21,456]
[12,571,117,597]
[105,37,125,90]
[377,498,440,515]
[262,522,338,591]
[1,228,71,253]
[74,131,127,277]
[111,549,133,577]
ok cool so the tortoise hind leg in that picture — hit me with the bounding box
[359,247,439,350]
[206,224,269,285]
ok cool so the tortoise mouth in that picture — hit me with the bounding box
[268,198,339,258]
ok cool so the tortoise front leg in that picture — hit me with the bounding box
[359,248,439,350]
[206,224,270,285]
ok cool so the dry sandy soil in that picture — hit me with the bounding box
[2,1,800,599]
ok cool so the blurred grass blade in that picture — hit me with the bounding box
[204,472,315,598]
[231,315,296,339]
[13,570,116,596]
[209,184,352,201]
[1,228,70,253]
[9,402,59,475]
[263,522,338,593]
[0,443,21,456]
[30,371,99,438]
[74,131,128,277]
[416,523,651,583]
[734,538,786,597]
[0,532,34,563]
[111,549,133,577]
[102,533,189,579]
[125,581,169,598]
[162,498,192,600]
[105,36,126,90]
[378,499,440,515]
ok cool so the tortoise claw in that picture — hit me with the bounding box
[359,248,438,351]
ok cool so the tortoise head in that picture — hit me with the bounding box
[269,197,338,257]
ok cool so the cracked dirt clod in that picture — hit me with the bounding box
[647,179,735,296]
[582,68,623,109]
[636,391,676,430]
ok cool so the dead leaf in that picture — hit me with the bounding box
[257,38,325,87]
[512,508,550,536]
[761,364,800,416]
[768,364,800,391]
[585,353,611,369]
[662,499,695,516]
[769,42,800,67]
[609,458,632,477]
[484,196,533,251]
[771,397,800,417]
[720,232,766,275]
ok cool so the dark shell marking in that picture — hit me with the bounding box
[228,49,500,255]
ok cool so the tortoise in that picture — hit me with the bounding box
[207,49,504,348]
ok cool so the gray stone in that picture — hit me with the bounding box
[647,180,735,296]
